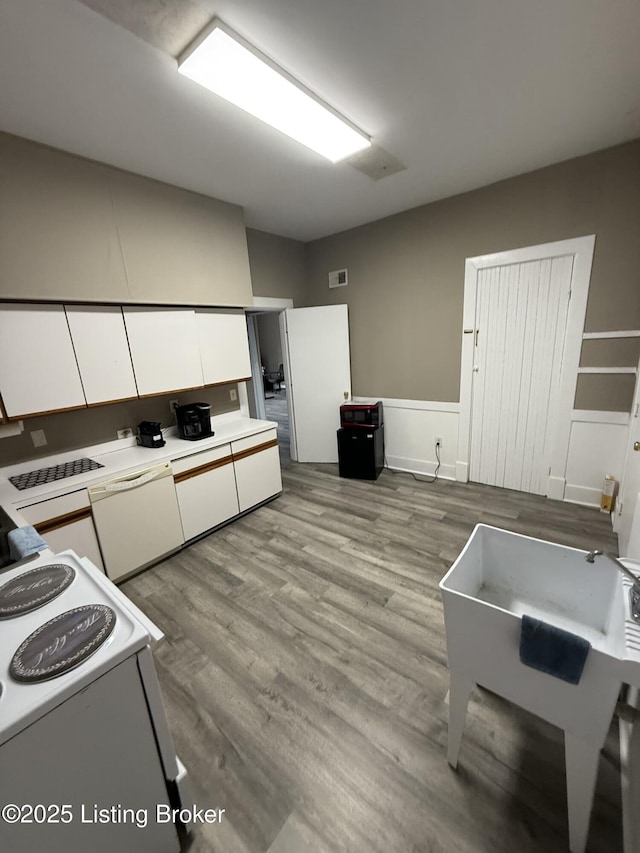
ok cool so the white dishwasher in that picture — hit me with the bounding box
[89,461,184,582]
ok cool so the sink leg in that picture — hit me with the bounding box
[564,733,600,853]
[447,672,474,768]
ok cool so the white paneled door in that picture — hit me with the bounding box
[469,256,573,494]
[283,305,351,463]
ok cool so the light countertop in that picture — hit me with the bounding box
[0,413,277,526]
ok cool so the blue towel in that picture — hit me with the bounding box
[8,526,47,561]
[519,615,590,685]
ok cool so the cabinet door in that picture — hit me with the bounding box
[232,429,282,513]
[173,444,239,540]
[123,307,204,397]
[20,489,105,573]
[0,304,86,418]
[65,305,138,405]
[196,309,251,386]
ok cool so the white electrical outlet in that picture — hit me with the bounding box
[169,399,179,416]
[435,436,443,447]
[30,429,47,448]
[117,427,133,440]
[230,388,238,401]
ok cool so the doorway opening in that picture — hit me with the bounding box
[246,300,352,465]
[246,298,293,468]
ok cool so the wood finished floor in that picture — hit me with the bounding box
[264,391,290,468]
[123,464,622,853]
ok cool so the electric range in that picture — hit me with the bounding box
[0,550,191,853]
[0,550,150,746]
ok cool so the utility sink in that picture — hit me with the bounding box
[443,523,626,656]
[439,524,640,853]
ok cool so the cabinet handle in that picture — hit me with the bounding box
[232,438,278,462]
[174,455,234,484]
[35,506,92,534]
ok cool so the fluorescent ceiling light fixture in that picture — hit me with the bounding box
[178,20,371,163]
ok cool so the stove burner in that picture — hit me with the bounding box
[10,604,116,683]
[0,564,75,619]
[9,458,104,491]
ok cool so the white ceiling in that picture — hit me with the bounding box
[1,0,639,241]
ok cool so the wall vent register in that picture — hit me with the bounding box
[328,268,348,288]
[9,457,104,491]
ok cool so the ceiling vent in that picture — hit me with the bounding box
[346,144,407,181]
[328,269,348,289]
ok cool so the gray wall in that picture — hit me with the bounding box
[0,385,240,467]
[0,132,252,466]
[2,135,639,468]
[256,313,283,373]
[305,139,640,403]
[246,228,307,304]
[573,374,637,412]
[0,132,253,307]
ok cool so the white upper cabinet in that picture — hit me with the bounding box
[65,305,138,405]
[123,307,204,397]
[0,304,86,417]
[196,309,251,386]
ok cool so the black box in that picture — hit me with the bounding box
[337,424,384,480]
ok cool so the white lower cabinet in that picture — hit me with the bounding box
[173,430,282,539]
[172,444,239,541]
[20,489,105,573]
[13,428,281,581]
[231,429,282,513]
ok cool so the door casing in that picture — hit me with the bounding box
[614,358,640,557]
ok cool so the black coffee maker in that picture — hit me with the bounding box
[175,403,213,441]
[137,421,165,448]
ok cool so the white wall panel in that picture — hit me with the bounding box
[564,419,627,507]
[352,397,625,505]
[353,397,458,480]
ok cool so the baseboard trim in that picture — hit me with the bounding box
[385,454,456,481]
[564,483,600,508]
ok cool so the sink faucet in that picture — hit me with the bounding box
[585,549,640,622]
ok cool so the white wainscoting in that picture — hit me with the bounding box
[352,397,459,480]
[564,410,629,508]
[352,400,627,502]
